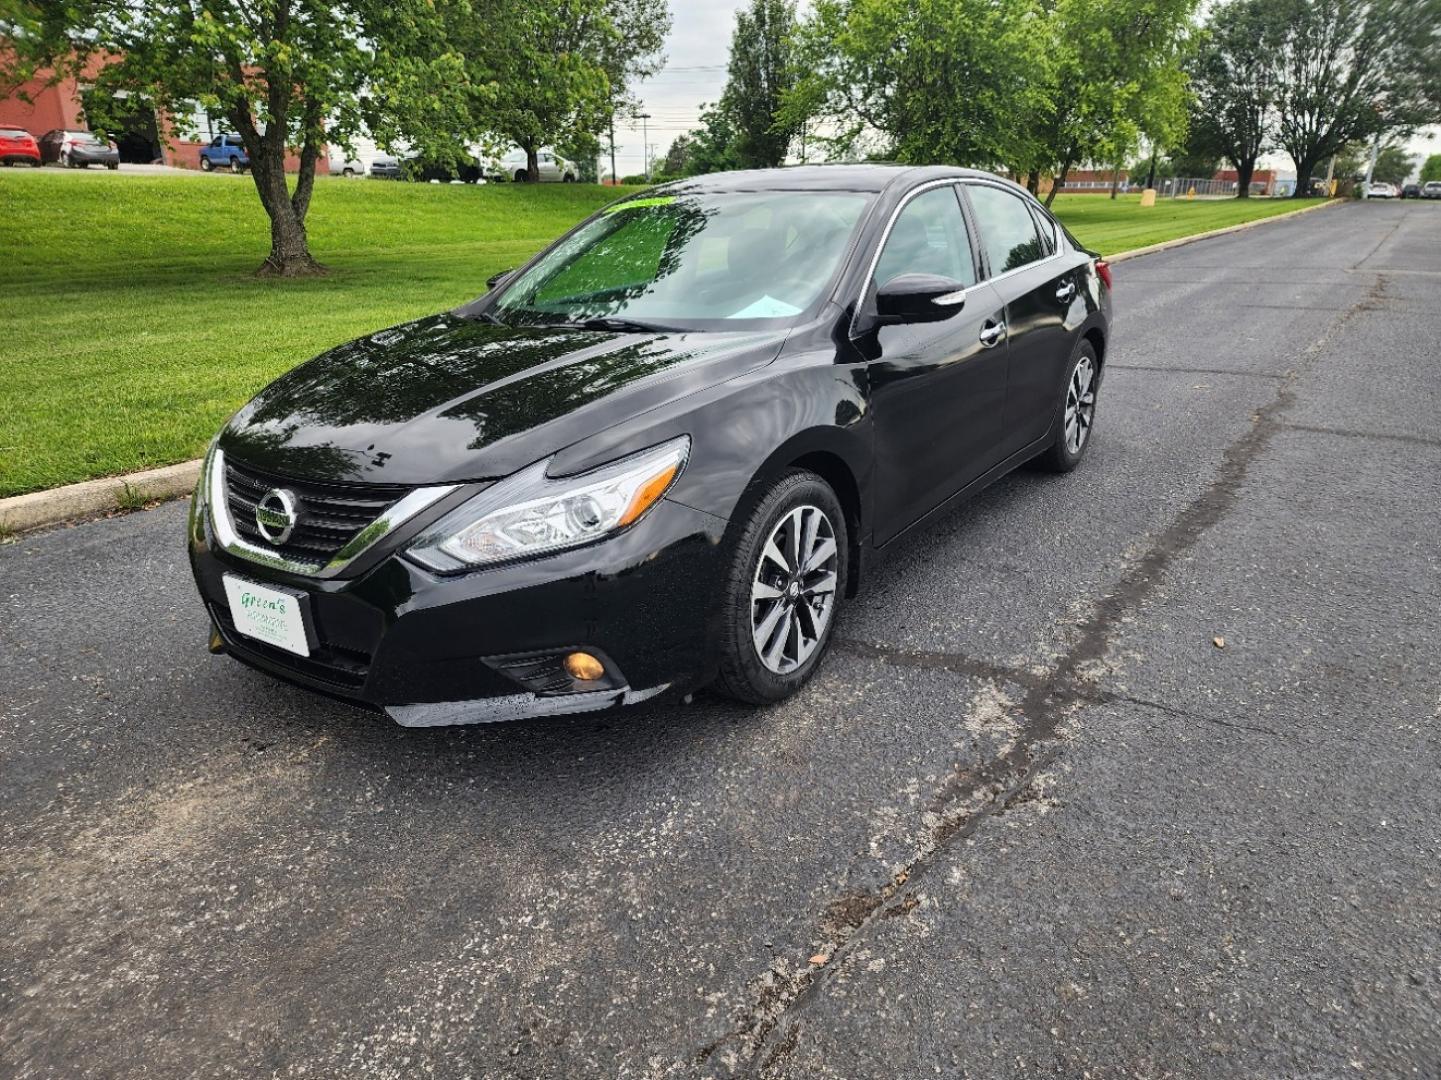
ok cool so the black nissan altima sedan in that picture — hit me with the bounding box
[189,164,1113,726]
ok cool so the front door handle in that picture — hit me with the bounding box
[979,320,1005,348]
[1055,280,1077,304]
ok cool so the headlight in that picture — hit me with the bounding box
[406,436,690,573]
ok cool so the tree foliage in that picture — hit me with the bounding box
[1370,144,1417,186]
[782,0,1052,167]
[1266,0,1440,196]
[1422,154,1441,184]
[775,0,1194,205]
[1187,0,1279,196]
[451,0,668,183]
[717,0,799,169]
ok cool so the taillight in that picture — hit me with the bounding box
[1095,259,1113,291]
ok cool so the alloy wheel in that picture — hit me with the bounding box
[751,504,839,675]
[1064,355,1097,455]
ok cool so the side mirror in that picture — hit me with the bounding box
[874,273,969,324]
[486,268,516,291]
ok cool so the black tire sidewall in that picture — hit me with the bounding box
[1038,340,1100,473]
[714,470,848,704]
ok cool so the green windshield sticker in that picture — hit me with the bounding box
[603,195,677,214]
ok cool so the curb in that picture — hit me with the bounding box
[0,198,1345,537]
[1,460,201,535]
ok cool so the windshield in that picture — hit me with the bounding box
[483,190,872,331]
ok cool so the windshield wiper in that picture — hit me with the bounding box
[471,310,506,326]
[574,316,682,334]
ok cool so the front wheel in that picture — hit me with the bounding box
[200,156,213,172]
[713,470,846,705]
[1034,340,1100,473]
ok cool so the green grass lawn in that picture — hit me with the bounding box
[0,169,1327,497]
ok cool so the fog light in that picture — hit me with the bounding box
[563,651,606,682]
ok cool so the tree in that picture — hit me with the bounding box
[1422,154,1441,184]
[658,132,695,178]
[455,0,668,183]
[1188,0,1280,197]
[1371,143,1417,186]
[3,0,468,275]
[719,0,800,169]
[1268,0,1441,197]
[781,0,1052,170]
[1017,0,1199,208]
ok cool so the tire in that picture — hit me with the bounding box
[106,161,118,171]
[230,156,242,173]
[564,173,575,182]
[514,169,528,183]
[62,152,74,168]
[343,167,355,177]
[712,470,847,705]
[1034,340,1100,473]
[200,156,213,172]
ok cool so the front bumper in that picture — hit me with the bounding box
[190,489,729,726]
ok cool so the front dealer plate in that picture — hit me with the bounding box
[222,574,314,657]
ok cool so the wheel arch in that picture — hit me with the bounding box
[733,428,869,599]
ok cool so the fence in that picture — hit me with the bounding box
[1154,176,1277,199]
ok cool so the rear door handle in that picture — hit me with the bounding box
[1055,280,1077,304]
[979,320,1005,348]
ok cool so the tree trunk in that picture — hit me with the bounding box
[1025,170,1040,195]
[1291,154,1319,198]
[1234,158,1255,199]
[249,150,323,276]
[1044,156,1073,210]
[525,144,540,183]
[1109,161,1122,200]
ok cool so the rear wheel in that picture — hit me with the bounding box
[106,161,118,171]
[514,169,529,183]
[343,167,355,177]
[1035,340,1100,473]
[229,156,242,173]
[713,470,846,705]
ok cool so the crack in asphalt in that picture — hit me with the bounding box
[693,272,1388,1078]
[1278,423,1441,451]
[1108,363,1287,380]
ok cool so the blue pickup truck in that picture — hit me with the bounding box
[198,134,249,172]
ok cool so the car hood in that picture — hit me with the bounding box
[221,313,787,485]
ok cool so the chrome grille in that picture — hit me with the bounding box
[223,459,411,565]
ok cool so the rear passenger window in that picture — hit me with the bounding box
[873,186,976,288]
[967,184,1047,275]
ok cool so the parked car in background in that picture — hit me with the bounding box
[409,150,485,184]
[369,154,404,179]
[189,165,1112,725]
[331,156,365,177]
[1366,181,1397,199]
[1424,181,1441,200]
[493,147,577,182]
[198,134,249,173]
[0,126,41,166]
[1400,183,1421,199]
[39,129,119,169]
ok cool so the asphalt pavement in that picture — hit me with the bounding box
[3,200,1440,1079]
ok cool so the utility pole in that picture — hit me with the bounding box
[1361,135,1380,198]
[637,112,652,182]
[609,108,617,186]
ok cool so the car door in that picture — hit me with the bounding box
[963,182,1083,453]
[860,182,1011,544]
[537,152,556,181]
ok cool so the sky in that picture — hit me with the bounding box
[608,1,748,178]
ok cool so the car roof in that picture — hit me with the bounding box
[649,163,1021,196]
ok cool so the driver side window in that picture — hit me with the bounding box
[873,186,977,289]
